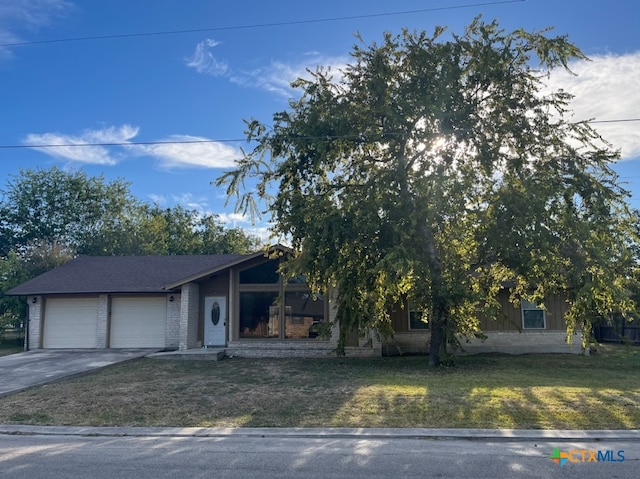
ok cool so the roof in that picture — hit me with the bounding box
[5,254,246,296]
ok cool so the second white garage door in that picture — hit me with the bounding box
[110,297,167,348]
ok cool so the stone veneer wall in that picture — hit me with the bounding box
[165,294,181,350]
[384,330,585,356]
[27,296,42,350]
[95,294,109,348]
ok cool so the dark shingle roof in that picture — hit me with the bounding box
[5,254,246,296]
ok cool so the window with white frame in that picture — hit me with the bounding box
[408,302,429,330]
[521,299,546,329]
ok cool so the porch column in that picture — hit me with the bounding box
[179,283,200,350]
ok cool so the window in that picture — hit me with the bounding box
[237,259,326,340]
[285,291,325,338]
[239,261,280,284]
[521,300,546,329]
[408,302,429,330]
[239,292,280,338]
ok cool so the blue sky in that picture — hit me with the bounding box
[1,0,639,239]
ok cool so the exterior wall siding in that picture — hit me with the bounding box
[383,291,579,355]
[480,290,569,331]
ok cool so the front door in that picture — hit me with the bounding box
[204,296,226,347]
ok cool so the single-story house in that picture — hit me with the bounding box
[6,246,582,356]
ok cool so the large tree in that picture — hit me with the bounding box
[0,167,261,325]
[0,167,136,257]
[219,18,639,365]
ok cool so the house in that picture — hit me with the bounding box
[6,246,582,356]
[386,291,582,355]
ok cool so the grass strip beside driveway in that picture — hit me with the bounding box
[0,344,638,429]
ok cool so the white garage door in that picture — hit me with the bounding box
[110,297,167,348]
[43,297,99,348]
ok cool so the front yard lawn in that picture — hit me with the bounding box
[0,344,638,429]
[0,338,23,357]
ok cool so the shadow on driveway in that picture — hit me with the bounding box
[0,349,158,397]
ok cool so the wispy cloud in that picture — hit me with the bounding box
[185,39,349,98]
[23,125,138,165]
[171,193,211,212]
[546,51,640,160]
[230,54,349,97]
[216,212,250,225]
[0,0,72,59]
[185,38,228,76]
[131,135,241,169]
[24,125,242,169]
[148,194,168,205]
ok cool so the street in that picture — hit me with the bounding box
[1,433,639,478]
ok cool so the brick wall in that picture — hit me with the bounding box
[384,330,585,355]
[96,294,109,348]
[179,283,200,350]
[165,294,181,349]
[225,340,378,358]
[27,296,42,350]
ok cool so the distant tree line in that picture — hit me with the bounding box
[0,166,261,325]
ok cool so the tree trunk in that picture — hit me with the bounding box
[417,222,446,367]
[428,318,444,366]
[428,297,447,366]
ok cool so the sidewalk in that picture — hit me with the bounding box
[1,424,639,440]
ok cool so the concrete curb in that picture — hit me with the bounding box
[1,425,640,441]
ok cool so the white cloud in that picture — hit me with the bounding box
[24,126,241,169]
[545,52,640,160]
[231,54,349,97]
[23,124,138,165]
[185,38,228,76]
[216,212,250,225]
[131,135,241,169]
[171,193,210,212]
[0,0,72,59]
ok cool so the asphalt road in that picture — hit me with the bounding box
[1,433,638,479]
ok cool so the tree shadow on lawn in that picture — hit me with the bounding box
[0,351,638,429]
[312,352,640,429]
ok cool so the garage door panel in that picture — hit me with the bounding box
[110,297,166,348]
[43,298,99,348]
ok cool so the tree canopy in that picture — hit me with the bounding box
[218,18,640,365]
[0,166,261,324]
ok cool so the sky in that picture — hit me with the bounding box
[1,0,639,240]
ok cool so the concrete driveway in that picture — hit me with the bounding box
[0,349,156,397]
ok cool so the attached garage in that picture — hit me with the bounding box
[43,297,99,348]
[110,297,167,348]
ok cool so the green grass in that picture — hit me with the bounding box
[0,338,23,357]
[0,343,638,429]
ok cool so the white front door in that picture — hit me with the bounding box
[204,296,226,347]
